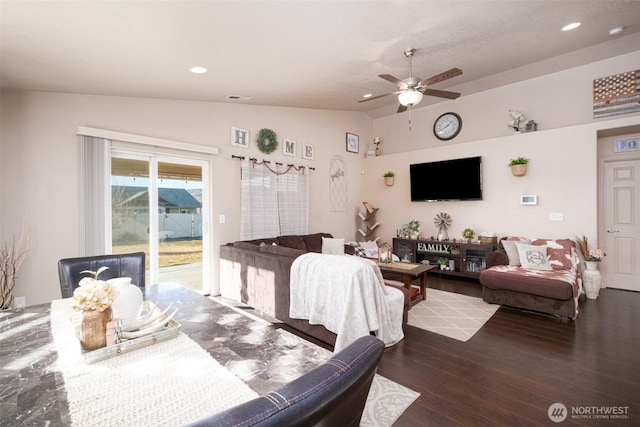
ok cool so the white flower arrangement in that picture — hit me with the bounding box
[586,248,606,262]
[507,109,524,132]
[71,266,119,312]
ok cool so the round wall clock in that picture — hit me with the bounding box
[433,112,462,141]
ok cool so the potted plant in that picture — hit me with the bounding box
[462,227,475,242]
[509,157,529,176]
[408,219,420,239]
[507,109,524,133]
[383,171,395,186]
[437,257,449,270]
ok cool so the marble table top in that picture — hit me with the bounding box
[0,283,329,425]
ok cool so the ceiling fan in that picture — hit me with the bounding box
[359,48,462,113]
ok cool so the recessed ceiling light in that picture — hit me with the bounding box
[562,22,581,31]
[363,93,373,98]
[609,26,624,36]
[189,66,208,74]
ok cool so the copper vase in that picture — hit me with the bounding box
[80,307,113,350]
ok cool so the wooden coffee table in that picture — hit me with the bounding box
[376,261,436,306]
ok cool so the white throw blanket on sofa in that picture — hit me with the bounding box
[289,253,404,352]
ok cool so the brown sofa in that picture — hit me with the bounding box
[479,237,582,319]
[220,233,411,346]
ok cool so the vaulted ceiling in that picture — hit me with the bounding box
[2,1,639,118]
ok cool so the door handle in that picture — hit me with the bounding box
[607,228,620,233]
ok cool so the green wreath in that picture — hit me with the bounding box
[256,128,278,154]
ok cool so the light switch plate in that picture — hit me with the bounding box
[549,212,564,221]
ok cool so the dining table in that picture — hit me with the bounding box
[1,282,325,426]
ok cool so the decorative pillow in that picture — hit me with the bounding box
[502,239,531,266]
[358,240,379,258]
[350,243,367,257]
[515,243,552,270]
[245,238,279,246]
[322,237,345,255]
[303,233,332,253]
[532,238,574,270]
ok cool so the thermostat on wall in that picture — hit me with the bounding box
[521,195,537,205]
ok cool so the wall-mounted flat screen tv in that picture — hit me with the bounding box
[410,156,482,201]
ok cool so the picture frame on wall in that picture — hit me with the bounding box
[346,132,359,153]
[230,127,249,148]
[302,143,315,160]
[283,138,296,156]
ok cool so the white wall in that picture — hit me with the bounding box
[373,50,640,154]
[362,116,639,247]
[364,49,640,246]
[0,92,371,305]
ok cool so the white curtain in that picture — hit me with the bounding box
[240,160,309,240]
[78,135,112,256]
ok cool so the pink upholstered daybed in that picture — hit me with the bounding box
[479,237,582,319]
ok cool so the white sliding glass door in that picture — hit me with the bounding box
[110,152,210,293]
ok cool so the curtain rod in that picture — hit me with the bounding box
[231,155,316,171]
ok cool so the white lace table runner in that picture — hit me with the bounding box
[49,299,258,426]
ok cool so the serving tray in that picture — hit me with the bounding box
[73,301,181,364]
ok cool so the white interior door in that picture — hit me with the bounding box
[602,159,640,291]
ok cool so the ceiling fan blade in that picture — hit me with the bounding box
[379,74,408,89]
[420,68,463,87]
[422,88,461,99]
[397,104,408,113]
[358,91,399,103]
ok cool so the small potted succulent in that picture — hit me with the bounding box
[437,257,449,270]
[408,219,420,239]
[509,157,529,177]
[383,171,395,186]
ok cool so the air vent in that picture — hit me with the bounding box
[226,95,253,101]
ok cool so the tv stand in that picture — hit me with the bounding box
[392,238,496,280]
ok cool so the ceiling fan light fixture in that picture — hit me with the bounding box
[398,89,423,107]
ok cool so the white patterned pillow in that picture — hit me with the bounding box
[502,239,531,266]
[358,240,379,258]
[515,243,552,270]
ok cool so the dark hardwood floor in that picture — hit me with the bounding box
[376,275,639,426]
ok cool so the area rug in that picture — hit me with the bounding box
[408,288,500,342]
[271,328,420,427]
[214,297,420,427]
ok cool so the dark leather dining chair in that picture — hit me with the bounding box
[185,335,384,427]
[57,252,146,298]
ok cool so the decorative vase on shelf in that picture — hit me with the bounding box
[108,277,143,328]
[410,231,419,240]
[583,261,602,299]
[80,307,113,350]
